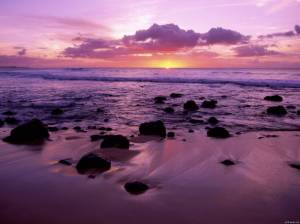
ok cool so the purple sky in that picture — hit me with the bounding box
[0,0,299,68]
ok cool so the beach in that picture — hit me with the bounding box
[0,68,300,224]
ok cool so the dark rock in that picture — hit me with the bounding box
[164,107,174,113]
[3,119,49,144]
[221,160,235,166]
[48,126,59,132]
[264,95,283,102]
[289,163,300,170]
[76,153,111,174]
[201,100,217,109]
[104,118,109,122]
[208,117,219,125]
[266,106,287,116]
[297,110,300,115]
[2,111,16,116]
[184,100,199,111]
[101,135,130,149]
[0,119,4,127]
[207,127,230,138]
[154,96,167,104]
[73,126,82,131]
[167,132,175,138]
[189,118,204,124]
[90,135,104,142]
[170,93,183,98]
[4,117,20,125]
[124,181,149,195]
[51,108,64,115]
[87,126,97,130]
[139,120,166,138]
[98,127,106,130]
[188,129,194,133]
[96,108,104,113]
[59,159,72,166]
[286,105,296,109]
[105,127,112,131]
[61,127,68,130]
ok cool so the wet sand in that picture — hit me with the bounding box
[0,128,300,224]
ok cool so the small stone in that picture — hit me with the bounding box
[170,93,183,98]
[2,111,16,116]
[124,181,149,195]
[184,100,199,111]
[264,95,283,102]
[201,100,217,109]
[188,129,194,133]
[167,132,175,138]
[101,135,130,149]
[59,159,72,166]
[76,153,111,174]
[164,107,175,113]
[139,120,166,138]
[289,163,300,170]
[220,160,235,166]
[208,117,219,125]
[51,108,64,115]
[90,135,104,142]
[154,96,167,104]
[207,127,230,138]
[266,106,287,116]
[48,126,59,132]
[4,117,20,125]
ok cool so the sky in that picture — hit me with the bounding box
[0,0,299,68]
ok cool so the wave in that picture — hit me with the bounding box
[1,70,300,88]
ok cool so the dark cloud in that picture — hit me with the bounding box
[259,31,295,38]
[123,23,201,51]
[295,25,300,34]
[199,27,249,45]
[233,45,281,57]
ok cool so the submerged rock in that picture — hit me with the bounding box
[3,119,49,144]
[48,126,59,132]
[266,106,287,116]
[76,153,111,174]
[2,111,16,116]
[0,119,4,127]
[51,108,64,115]
[184,100,199,111]
[4,117,20,125]
[201,100,217,109]
[221,159,235,166]
[167,132,175,138]
[59,159,72,166]
[170,93,183,98]
[154,96,167,104]
[189,118,204,124]
[286,105,296,109]
[101,135,130,149]
[139,120,166,138]
[90,134,104,142]
[124,181,149,195]
[297,110,300,115]
[208,117,219,125]
[164,107,175,113]
[207,127,230,138]
[264,95,283,102]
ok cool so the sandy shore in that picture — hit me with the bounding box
[0,128,300,224]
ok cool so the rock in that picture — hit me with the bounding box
[164,107,174,113]
[88,126,97,130]
[2,111,16,116]
[105,127,112,131]
[90,135,104,142]
[154,96,167,104]
[0,119,4,127]
[189,118,204,124]
[208,117,219,125]
[201,100,217,109]
[51,108,64,115]
[59,159,72,166]
[183,100,199,111]
[73,126,82,131]
[264,95,283,102]
[4,117,20,125]
[104,118,109,122]
[61,127,68,130]
[76,153,111,174]
[207,127,230,138]
[101,135,130,149]
[188,129,194,133]
[220,160,235,166]
[3,119,49,144]
[286,105,296,109]
[96,108,104,113]
[266,106,287,116]
[48,126,59,132]
[297,110,300,115]
[167,132,175,138]
[289,163,300,170]
[124,181,149,195]
[139,120,166,138]
[170,93,183,98]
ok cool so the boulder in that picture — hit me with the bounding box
[154,96,167,104]
[164,107,174,113]
[170,93,183,98]
[90,134,104,142]
[139,120,166,138]
[201,100,217,109]
[101,135,130,149]
[264,95,283,102]
[51,108,64,115]
[207,127,230,138]
[221,159,235,166]
[297,110,300,115]
[266,106,287,116]
[286,105,296,109]
[3,119,49,144]
[289,163,300,170]
[208,117,219,125]
[76,153,111,174]
[0,119,4,127]
[4,117,20,125]
[167,132,175,138]
[183,100,199,111]
[124,181,149,195]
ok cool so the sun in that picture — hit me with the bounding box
[160,60,182,69]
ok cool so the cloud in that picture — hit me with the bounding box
[122,23,201,51]
[199,27,249,45]
[259,30,296,38]
[295,25,300,34]
[233,45,281,57]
